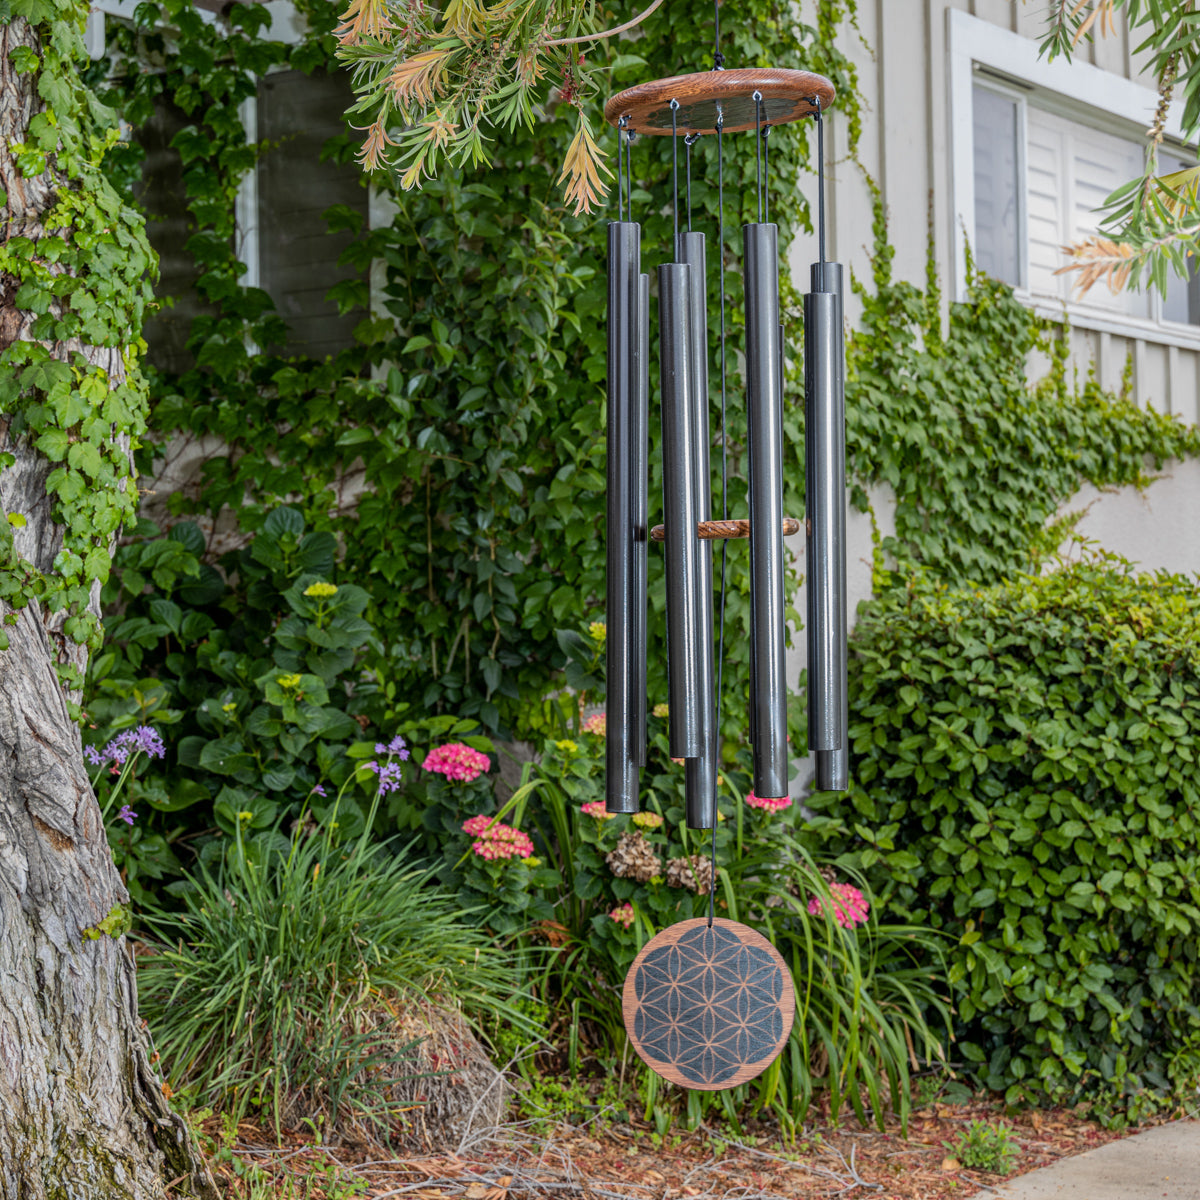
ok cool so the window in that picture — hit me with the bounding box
[971,82,1159,322]
[251,69,369,359]
[951,9,1198,346]
[133,69,369,371]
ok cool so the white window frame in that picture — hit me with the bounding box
[948,8,1200,351]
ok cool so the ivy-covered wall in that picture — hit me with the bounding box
[95,0,863,742]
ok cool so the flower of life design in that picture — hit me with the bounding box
[630,922,787,1087]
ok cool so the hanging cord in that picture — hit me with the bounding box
[685,133,698,233]
[617,116,628,220]
[809,97,825,262]
[713,0,724,69]
[670,99,680,249]
[710,103,728,928]
[753,91,764,224]
[761,124,771,224]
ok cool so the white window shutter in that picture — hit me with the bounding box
[1027,106,1149,318]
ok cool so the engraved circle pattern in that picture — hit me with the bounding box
[629,921,789,1087]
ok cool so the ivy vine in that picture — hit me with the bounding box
[0,0,154,684]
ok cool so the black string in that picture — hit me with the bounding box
[685,134,698,233]
[710,105,727,928]
[670,99,679,251]
[617,119,626,220]
[713,0,724,69]
[810,99,825,263]
[762,125,771,224]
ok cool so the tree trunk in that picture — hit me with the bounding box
[0,12,216,1199]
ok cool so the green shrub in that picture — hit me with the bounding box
[87,507,507,896]
[811,552,1200,1118]
[136,800,527,1140]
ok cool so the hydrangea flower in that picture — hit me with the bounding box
[588,621,607,643]
[580,800,617,820]
[609,902,635,929]
[746,790,791,812]
[808,882,870,929]
[422,742,490,782]
[461,814,534,860]
[276,673,302,689]
[652,703,669,718]
[116,805,137,826]
[303,581,339,598]
[554,739,578,755]
[374,734,410,761]
[581,713,606,737]
[366,760,403,794]
[632,811,664,829]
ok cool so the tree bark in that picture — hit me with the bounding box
[0,13,217,1199]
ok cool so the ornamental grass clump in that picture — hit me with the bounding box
[136,807,526,1142]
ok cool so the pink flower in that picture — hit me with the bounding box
[808,882,870,929]
[609,902,635,929]
[581,713,606,736]
[462,814,534,861]
[423,742,491,783]
[746,790,792,812]
[580,800,617,820]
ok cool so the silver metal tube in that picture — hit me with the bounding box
[804,275,845,759]
[633,271,650,768]
[658,261,703,760]
[743,223,788,801]
[810,261,848,791]
[679,232,716,829]
[606,221,640,812]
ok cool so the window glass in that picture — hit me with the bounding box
[256,69,369,359]
[133,98,214,375]
[972,85,1021,287]
[1158,150,1200,326]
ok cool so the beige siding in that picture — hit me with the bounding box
[795,0,1200,424]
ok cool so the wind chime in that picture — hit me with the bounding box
[603,23,848,1092]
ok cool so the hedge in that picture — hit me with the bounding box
[809,553,1200,1119]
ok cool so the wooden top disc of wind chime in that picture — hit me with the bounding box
[605,68,835,135]
[623,919,796,1091]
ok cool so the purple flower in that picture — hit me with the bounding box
[366,759,403,795]
[374,734,410,762]
[84,745,104,766]
[100,726,166,766]
[312,784,327,798]
[116,805,137,825]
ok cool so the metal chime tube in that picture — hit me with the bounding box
[743,223,788,801]
[659,262,703,761]
[606,221,642,812]
[679,232,717,829]
[805,261,847,774]
[633,271,650,767]
[810,261,847,790]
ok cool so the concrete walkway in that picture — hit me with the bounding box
[970,1121,1200,1200]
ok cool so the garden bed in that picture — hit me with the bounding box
[213,1091,1152,1200]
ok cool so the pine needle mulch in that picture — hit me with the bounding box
[215,1094,1165,1200]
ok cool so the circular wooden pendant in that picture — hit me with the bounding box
[622,918,795,1091]
[605,68,835,136]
